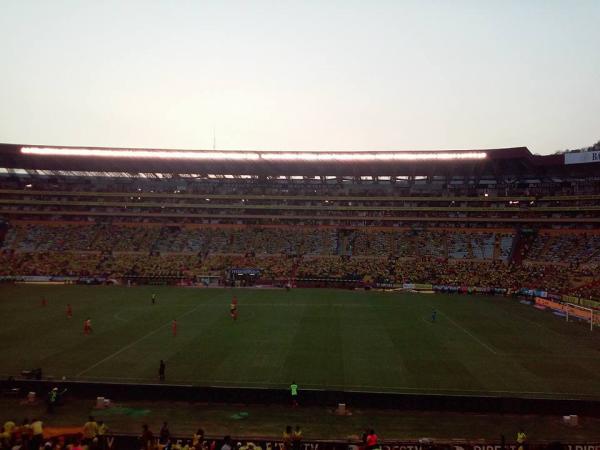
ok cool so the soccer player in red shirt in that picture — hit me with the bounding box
[83,318,92,335]
[230,297,238,321]
[172,319,177,337]
[41,297,47,307]
[66,304,73,319]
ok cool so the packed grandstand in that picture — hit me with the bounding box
[1,143,600,302]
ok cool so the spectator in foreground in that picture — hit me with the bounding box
[31,418,44,450]
[18,418,32,449]
[292,425,303,450]
[71,439,85,450]
[82,416,98,446]
[240,442,262,450]
[98,420,109,450]
[192,428,205,449]
[140,424,155,450]
[517,428,528,450]
[160,422,171,445]
[366,429,378,450]
[222,435,235,450]
[283,426,293,450]
[1,419,16,447]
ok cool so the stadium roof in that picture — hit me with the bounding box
[0,143,589,177]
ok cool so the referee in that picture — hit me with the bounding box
[290,381,299,407]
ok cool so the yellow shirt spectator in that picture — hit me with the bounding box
[83,418,99,439]
[3,421,15,436]
[98,422,108,436]
[31,420,43,436]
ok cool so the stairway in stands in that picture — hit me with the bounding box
[493,234,501,260]
[509,229,536,265]
[0,223,7,248]
[338,230,353,256]
[151,225,172,254]
[289,256,302,284]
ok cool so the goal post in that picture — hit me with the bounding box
[564,303,596,331]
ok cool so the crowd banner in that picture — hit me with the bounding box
[562,294,600,310]
[579,298,600,309]
[22,276,53,282]
[402,283,433,290]
[230,268,262,275]
[562,294,580,303]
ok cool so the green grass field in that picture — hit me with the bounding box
[0,285,599,399]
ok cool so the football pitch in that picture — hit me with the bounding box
[0,285,599,400]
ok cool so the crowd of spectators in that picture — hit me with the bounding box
[94,225,161,253]
[525,233,600,266]
[339,230,512,261]
[154,227,210,253]
[0,252,102,277]
[105,254,200,279]
[2,224,160,253]
[1,222,599,298]
[0,252,203,279]
[0,418,44,450]
[1,250,591,298]
[0,414,545,450]
[0,415,304,450]
[1,225,339,258]
[295,257,579,294]
[297,256,388,281]
[2,225,98,252]
[2,225,517,260]
[199,255,296,279]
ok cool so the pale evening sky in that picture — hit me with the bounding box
[0,0,599,154]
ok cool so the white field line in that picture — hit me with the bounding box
[421,316,433,326]
[113,311,128,322]
[511,309,565,337]
[1,370,596,398]
[77,294,225,377]
[72,374,600,398]
[437,310,500,355]
[185,303,412,308]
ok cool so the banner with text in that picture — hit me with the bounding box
[565,151,600,164]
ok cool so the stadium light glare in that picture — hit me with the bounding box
[21,147,261,161]
[260,152,487,161]
[21,147,487,162]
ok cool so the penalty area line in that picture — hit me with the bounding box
[437,310,500,355]
[76,293,226,377]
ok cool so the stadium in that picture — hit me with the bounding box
[1,143,600,448]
